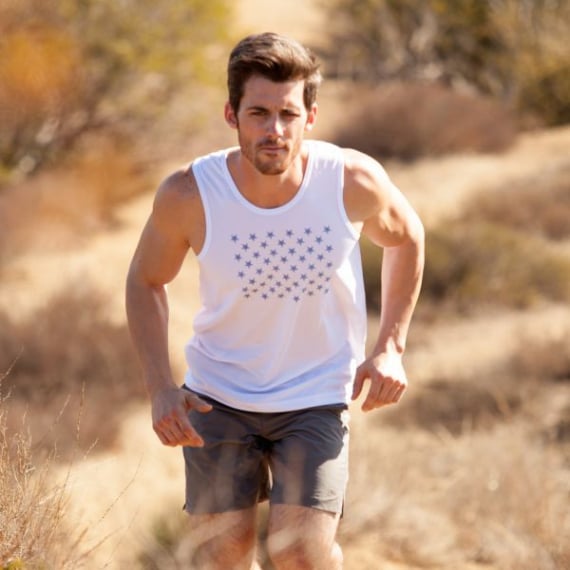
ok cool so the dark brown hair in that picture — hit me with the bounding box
[227,32,322,113]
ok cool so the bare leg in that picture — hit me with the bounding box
[266,504,342,570]
[180,507,259,570]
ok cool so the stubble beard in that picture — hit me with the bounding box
[239,133,302,176]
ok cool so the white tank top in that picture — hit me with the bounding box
[183,140,367,411]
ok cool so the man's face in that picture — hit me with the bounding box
[225,75,317,176]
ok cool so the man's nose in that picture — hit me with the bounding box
[266,115,284,136]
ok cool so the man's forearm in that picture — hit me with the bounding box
[374,232,424,355]
[126,275,177,397]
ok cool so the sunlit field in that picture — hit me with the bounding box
[1,1,569,568]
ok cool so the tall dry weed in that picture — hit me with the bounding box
[0,393,90,569]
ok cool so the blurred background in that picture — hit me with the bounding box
[0,1,568,569]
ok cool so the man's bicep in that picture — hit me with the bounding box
[361,183,419,248]
[131,214,190,287]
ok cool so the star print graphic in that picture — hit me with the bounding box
[230,225,336,301]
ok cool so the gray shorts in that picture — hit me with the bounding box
[183,393,350,515]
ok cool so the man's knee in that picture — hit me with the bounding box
[184,509,257,570]
[267,536,342,570]
[266,504,342,569]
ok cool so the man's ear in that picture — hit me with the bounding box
[305,103,318,132]
[224,101,238,129]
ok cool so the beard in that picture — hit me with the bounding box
[239,133,302,176]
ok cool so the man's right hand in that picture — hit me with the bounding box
[151,387,212,447]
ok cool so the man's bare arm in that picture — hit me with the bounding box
[125,169,211,445]
[343,149,425,411]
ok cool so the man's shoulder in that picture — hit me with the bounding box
[150,166,203,230]
[157,165,200,202]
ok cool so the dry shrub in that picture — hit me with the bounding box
[463,162,570,241]
[0,395,89,568]
[423,222,570,311]
[332,81,517,161]
[0,285,146,457]
[0,138,147,264]
[510,326,570,384]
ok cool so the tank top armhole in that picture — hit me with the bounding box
[188,159,213,261]
[335,148,361,241]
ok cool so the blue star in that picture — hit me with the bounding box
[267,231,275,239]
[297,238,305,245]
[288,248,296,255]
[238,271,245,278]
[316,236,323,244]
[264,258,271,265]
[286,229,294,237]
[290,265,298,272]
[261,241,268,249]
[324,226,331,233]
[308,264,316,271]
[242,243,249,251]
[326,245,333,252]
[278,239,286,247]
[249,233,257,241]
[235,254,242,261]
[245,261,253,268]
[304,228,312,235]
[281,256,288,263]
[231,235,239,242]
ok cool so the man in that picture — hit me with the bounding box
[126,32,424,569]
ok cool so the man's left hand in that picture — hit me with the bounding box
[351,352,408,411]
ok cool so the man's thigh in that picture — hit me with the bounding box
[267,406,350,513]
[183,395,270,514]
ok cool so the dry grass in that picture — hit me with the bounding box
[342,324,570,569]
[0,392,90,569]
[0,285,146,457]
[461,162,570,242]
[343,419,568,570]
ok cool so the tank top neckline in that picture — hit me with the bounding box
[221,141,316,215]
